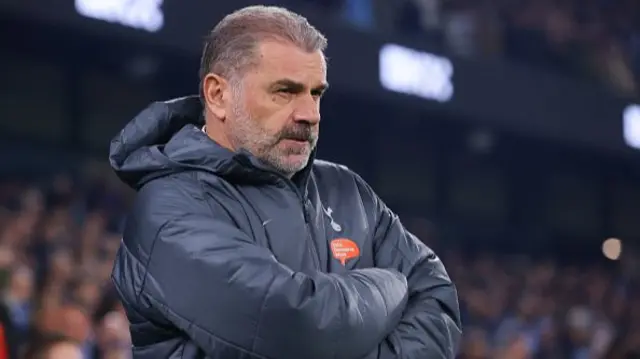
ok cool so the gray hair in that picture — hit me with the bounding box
[198,6,327,90]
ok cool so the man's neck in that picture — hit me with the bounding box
[203,119,234,151]
[203,118,299,179]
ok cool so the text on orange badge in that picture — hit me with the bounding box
[330,238,360,266]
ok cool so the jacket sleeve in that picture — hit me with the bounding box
[354,175,462,359]
[117,180,409,359]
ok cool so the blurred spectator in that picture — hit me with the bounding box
[458,327,490,359]
[341,0,375,30]
[22,333,82,359]
[0,266,33,359]
[442,0,478,57]
[391,0,640,95]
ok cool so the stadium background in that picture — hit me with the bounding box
[1,0,640,358]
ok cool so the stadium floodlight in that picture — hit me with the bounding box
[623,104,640,150]
[379,43,453,103]
[75,0,164,33]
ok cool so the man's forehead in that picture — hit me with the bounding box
[254,40,326,83]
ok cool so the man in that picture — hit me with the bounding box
[110,5,461,359]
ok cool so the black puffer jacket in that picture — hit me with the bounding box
[109,96,461,359]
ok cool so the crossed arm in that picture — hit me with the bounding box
[356,175,463,359]
[114,181,411,359]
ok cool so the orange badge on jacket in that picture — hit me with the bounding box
[330,238,360,266]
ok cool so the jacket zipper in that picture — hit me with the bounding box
[235,156,321,269]
[282,180,321,270]
[302,201,321,269]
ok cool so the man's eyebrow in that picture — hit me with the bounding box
[272,79,329,92]
[315,82,329,93]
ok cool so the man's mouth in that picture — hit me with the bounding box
[279,138,311,151]
[282,137,309,143]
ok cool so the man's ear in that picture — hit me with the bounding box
[202,73,229,121]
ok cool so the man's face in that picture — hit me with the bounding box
[225,40,327,176]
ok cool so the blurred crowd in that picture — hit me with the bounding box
[448,251,640,359]
[0,165,638,358]
[0,164,131,359]
[308,0,640,96]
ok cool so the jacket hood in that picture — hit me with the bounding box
[109,96,315,190]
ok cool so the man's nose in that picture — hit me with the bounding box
[293,96,321,125]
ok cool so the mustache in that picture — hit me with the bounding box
[278,125,316,142]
